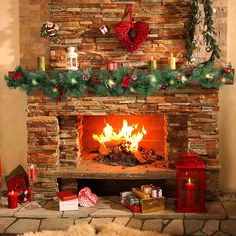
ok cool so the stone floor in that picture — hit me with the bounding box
[0,197,236,235]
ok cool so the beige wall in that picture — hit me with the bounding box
[0,0,27,175]
[0,0,236,192]
[219,0,236,192]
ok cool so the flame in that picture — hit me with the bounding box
[92,120,147,152]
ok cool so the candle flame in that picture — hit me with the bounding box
[171,53,173,57]
[30,164,34,169]
[11,190,14,195]
[188,178,191,183]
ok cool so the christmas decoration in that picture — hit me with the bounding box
[8,191,18,209]
[66,47,78,71]
[59,198,79,211]
[186,0,221,64]
[57,191,77,201]
[78,187,98,207]
[5,64,234,100]
[99,25,109,35]
[5,165,32,203]
[224,68,232,75]
[40,21,59,41]
[176,152,206,213]
[106,61,118,71]
[114,4,149,53]
[37,56,45,71]
[10,72,22,80]
[121,75,132,88]
[106,79,116,89]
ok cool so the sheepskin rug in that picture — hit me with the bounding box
[23,222,170,236]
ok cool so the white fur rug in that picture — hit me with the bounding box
[23,222,170,236]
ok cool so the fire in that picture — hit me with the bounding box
[92,120,147,153]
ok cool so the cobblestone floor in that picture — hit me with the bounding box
[0,197,236,235]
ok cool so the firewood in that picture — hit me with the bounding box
[134,151,146,163]
[98,146,110,156]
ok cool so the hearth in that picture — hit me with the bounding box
[27,91,220,200]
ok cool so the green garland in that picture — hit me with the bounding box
[5,65,234,100]
[186,0,221,64]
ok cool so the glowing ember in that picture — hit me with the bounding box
[92,120,147,153]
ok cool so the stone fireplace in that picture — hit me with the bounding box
[27,88,220,200]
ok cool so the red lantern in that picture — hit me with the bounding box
[106,61,117,71]
[176,152,206,212]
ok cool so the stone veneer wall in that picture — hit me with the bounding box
[20,0,227,70]
[27,89,219,200]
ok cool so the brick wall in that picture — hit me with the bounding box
[20,0,227,70]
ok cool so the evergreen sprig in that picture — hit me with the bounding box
[186,0,221,64]
[5,65,234,100]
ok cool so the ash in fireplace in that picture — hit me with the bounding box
[93,142,164,167]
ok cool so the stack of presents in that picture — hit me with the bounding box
[57,187,98,211]
[121,184,164,213]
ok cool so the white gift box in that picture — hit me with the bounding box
[59,198,79,211]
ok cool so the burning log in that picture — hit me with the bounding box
[134,151,146,164]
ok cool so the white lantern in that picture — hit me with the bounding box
[66,47,78,70]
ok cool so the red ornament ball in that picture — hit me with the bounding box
[121,76,132,88]
[224,68,232,75]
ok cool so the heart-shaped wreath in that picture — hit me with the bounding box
[115,5,149,54]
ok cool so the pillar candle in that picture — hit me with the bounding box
[168,53,176,70]
[150,57,157,70]
[29,164,36,181]
[38,56,45,71]
[8,191,18,209]
[185,178,195,208]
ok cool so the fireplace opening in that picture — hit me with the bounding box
[79,115,168,167]
[58,178,176,196]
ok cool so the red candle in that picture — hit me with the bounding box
[185,178,195,208]
[8,191,18,209]
[29,164,36,181]
[106,61,117,71]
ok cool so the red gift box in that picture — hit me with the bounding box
[124,199,141,213]
[57,191,77,201]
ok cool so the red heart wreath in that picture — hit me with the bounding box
[115,5,149,54]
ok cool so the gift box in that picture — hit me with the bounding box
[59,198,79,211]
[120,191,133,204]
[127,195,140,206]
[124,199,141,213]
[78,187,98,207]
[57,191,77,201]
